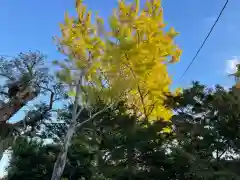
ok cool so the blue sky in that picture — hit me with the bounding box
[1,0,240,89]
[1,0,240,177]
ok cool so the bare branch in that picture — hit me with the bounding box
[13,86,55,127]
[0,91,8,97]
[137,86,148,121]
[146,100,158,118]
[38,85,55,111]
[0,73,15,81]
[76,103,114,129]
[124,52,148,121]
[218,149,227,160]
[51,75,83,180]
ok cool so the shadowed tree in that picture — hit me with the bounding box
[167,82,240,179]
[0,51,66,159]
[6,82,240,180]
[6,101,174,180]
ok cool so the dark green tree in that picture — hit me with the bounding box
[6,105,93,180]
[7,82,240,180]
[169,82,240,179]
[6,101,174,180]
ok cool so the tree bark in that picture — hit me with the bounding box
[50,120,77,180]
[0,87,38,123]
[51,78,81,180]
[50,101,113,180]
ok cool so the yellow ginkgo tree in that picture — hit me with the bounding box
[51,0,182,179]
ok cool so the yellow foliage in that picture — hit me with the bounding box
[55,0,182,122]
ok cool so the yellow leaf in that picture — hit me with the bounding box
[55,0,182,123]
[167,27,179,38]
[162,127,172,134]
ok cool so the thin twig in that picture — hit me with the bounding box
[0,91,9,97]
[0,73,15,81]
[76,104,113,129]
[124,53,148,121]
[137,86,148,121]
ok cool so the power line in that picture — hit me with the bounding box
[179,0,229,80]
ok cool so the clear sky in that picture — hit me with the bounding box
[1,0,240,177]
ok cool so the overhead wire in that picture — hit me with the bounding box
[179,0,229,80]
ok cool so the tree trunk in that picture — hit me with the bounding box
[51,120,77,180]
[50,103,112,180]
[0,87,38,123]
[51,78,82,180]
[50,73,111,180]
[0,87,39,157]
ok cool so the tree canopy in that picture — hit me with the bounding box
[50,1,182,179]
[55,0,182,121]
[5,82,240,180]
[0,51,65,160]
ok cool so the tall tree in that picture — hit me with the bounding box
[169,82,240,179]
[51,0,181,179]
[6,101,174,180]
[0,51,65,160]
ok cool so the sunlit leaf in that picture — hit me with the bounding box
[55,0,182,122]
